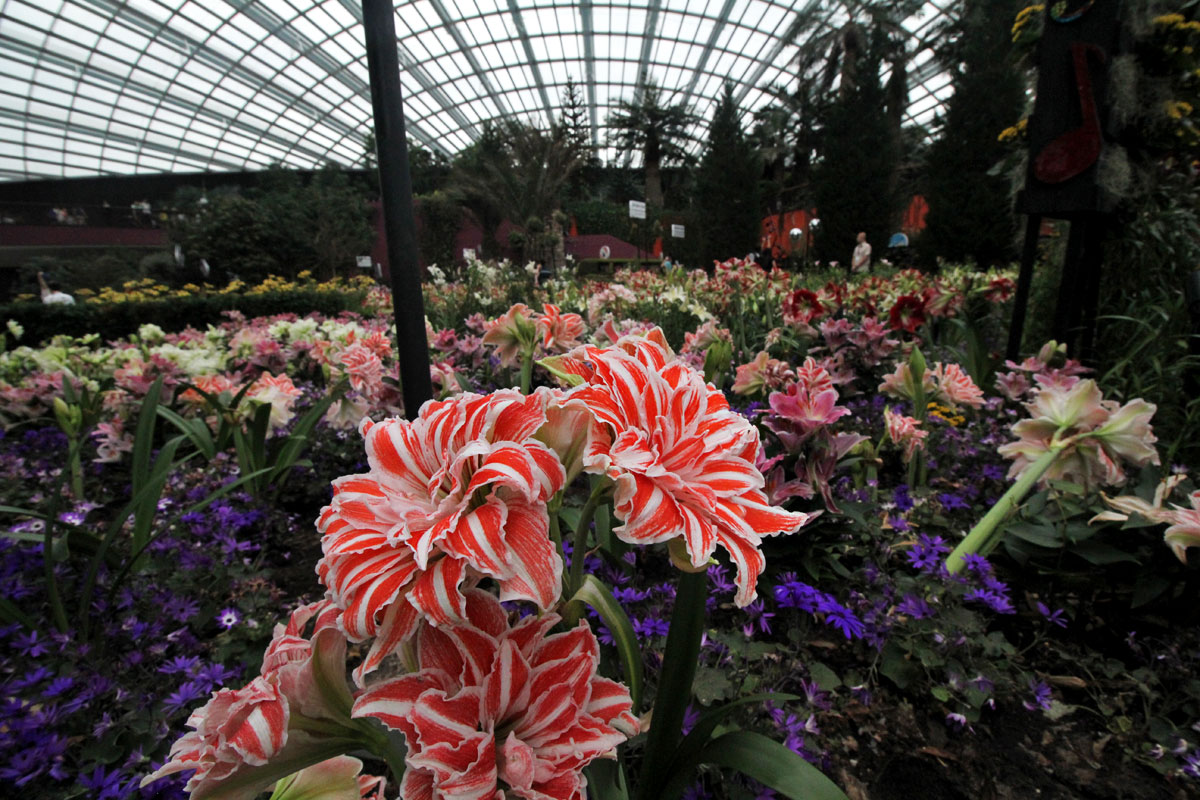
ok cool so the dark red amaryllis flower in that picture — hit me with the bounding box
[888,294,927,333]
[781,289,825,326]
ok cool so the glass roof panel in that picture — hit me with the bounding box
[0,0,959,180]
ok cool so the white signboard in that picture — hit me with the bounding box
[355,255,372,268]
[599,245,611,259]
[462,248,476,261]
[628,200,646,220]
[671,224,685,238]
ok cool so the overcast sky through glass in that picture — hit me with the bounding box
[0,0,957,181]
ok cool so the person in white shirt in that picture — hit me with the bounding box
[38,271,75,305]
[851,232,872,274]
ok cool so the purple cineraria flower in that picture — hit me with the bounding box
[938,493,969,511]
[970,674,995,693]
[12,630,49,657]
[1023,679,1053,712]
[742,600,775,636]
[682,704,701,735]
[708,564,736,595]
[799,678,832,712]
[960,553,992,576]
[964,587,1015,615]
[945,712,972,732]
[897,593,934,620]
[215,607,241,630]
[158,655,201,675]
[1035,601,1068,628]
[905,533,949,574]
[633,616,669,640]
[823,604,865,639]
[1182,750,1200,779]
[42,676,75,698]
[163,680,208,716]
[981,464,1005,481]
[79,765,128,800]
[893,484,914,512]
[9,666,53,690]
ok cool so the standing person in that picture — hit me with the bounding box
[38,272,75,305]
[851,231,872,274]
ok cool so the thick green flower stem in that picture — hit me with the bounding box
[518,349,535,395]
[945,443,1066,573]
[567,480,609,595]
[636,568,708,800]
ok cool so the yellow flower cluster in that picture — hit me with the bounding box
[1154,13,1200,32]
[1166,100,1195,120]
[997,117,1029,142]
[927,401,966,428]
[1012,4,1044,40]
[81,274,376,305]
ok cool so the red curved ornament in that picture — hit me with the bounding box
[1033,42,1106,185]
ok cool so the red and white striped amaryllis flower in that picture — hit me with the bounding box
[535,303,586,352]
[316,390,566,683]
[553,329,812,606]
[142,676,290,799]
[353,589,638,800]
[144,600,362,799]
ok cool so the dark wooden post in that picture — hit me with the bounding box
[361,0,433,418]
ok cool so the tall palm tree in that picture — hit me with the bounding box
[450,121,584,265]
[606,79,693,208]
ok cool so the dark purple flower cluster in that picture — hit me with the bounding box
[772,573,865,640]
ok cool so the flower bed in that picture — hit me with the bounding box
[1,259,1196,799]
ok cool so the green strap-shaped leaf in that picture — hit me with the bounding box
[667,730,849,800]
[636,568,708,800]
[130,376,165,504]
[156,405,216,460]
[664,692,802,788]
[563,574,643,712]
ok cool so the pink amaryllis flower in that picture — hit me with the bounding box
[764,358,849,450]
[731,351,795,397]
[316,390,566,683]
[353,589,637,800]
[1092,475,1200,563]
[998,378,1159,490]
[482,304,539,367]
[535,304,586,352]
[554,330,811,606]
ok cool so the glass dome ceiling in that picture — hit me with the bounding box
[0,0,957,181]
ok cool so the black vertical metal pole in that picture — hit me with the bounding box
[362,0,432,418]
[1006,214,1042,362]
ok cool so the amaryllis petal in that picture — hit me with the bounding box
[494,502,562,609]
[407,554,470,627]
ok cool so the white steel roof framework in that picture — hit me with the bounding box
[0,0,958,181]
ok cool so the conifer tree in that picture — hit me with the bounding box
[812,37,896,266]
[695,83,763,264]
[921,0,1025,268]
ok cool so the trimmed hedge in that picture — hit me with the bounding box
[1,288,370,347]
